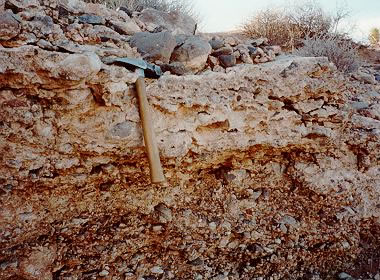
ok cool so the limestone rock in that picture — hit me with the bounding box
[170,35,211,72]
[108,19,141,35]
[6,0,39,10]
[78,13,105,25]
[160,62,190,75]
[219,54,236,68]
[83,25,123,43]
[85,2,130,22]
[19,246,56,280]
[0,10,21,40]
[209,38,224,50]
[208,55,219,68]
[251,37,269,47]
[1,1,380,279]
[130,31,176,63]
[353,69,376,84]
[235,44,253,64]
[224,36,239,46]
[211,46,233,57]
[53,52,102,80]
[268,45,282,55]
[118,6,132,17]
[137,8,196,35]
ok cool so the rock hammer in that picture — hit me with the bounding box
[107,57,165,183]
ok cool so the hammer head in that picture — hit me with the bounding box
[108,57,162,79]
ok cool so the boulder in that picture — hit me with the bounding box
[266,49,276,61]
[170,35,211,72]
[254,55,269,64]
[53,52,102,80]
[26,15,58,38]
[250,37,269,47]
[118,6,133,17]
[235,44,253,64]
[268,45,282,55]
[209,38,224,50]
[80,25,123,43]
[211,46,233,57]
[207,55,219,68]
[219,54,236,68]
[137,8,196,35]
[85,3,130,22]
[0,11,21,41]
[240,53,253,64]
[352,70,376,84]
[160,62,190,76]
[108,20,141,35]
[58,0,87,14]
[130,31,176,63]
[224,36,239,46]
[5,0,39,10]
[249,47,265,60]
[78,14,105,25]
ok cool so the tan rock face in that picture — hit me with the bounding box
[1,49,380,278]
[0,0,380,280]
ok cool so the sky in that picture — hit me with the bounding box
[192,0,380,42]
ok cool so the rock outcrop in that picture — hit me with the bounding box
[1,0,380,280]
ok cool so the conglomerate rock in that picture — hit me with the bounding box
[0,0,380,280]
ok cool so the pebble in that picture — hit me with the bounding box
[124,273,135,280]
[351,101,370,110]
[99,270,109,276]
[342,241,350,249]
[338,272,354,279]
[153,225,163,232]
[151,266,164,274]
[375,73,380,82]
[280,223,288,233]
[209,222,217,231]
[156,203,172,223]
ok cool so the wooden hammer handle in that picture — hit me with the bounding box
[135,77,165,183]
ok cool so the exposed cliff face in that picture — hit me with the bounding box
[1,1,380,280]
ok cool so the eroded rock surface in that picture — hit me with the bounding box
[0,0,380,280]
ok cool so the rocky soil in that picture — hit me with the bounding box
[1,0,380,280]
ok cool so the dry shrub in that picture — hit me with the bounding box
[83,0,198,21]
[241,8,294,47]
[294,34,360,73]
[241,1,347,49]
[369,27,380,46]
